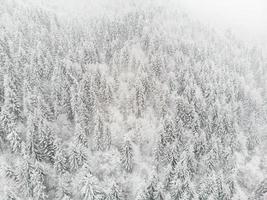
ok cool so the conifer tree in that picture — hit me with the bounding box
[38,119,57,163]
[76,164,104,200]
[78,72,96,136]
[5,159,48,200]
[104,126,112,151]
[155,133,168,165]
[25,110,39,160]
[31,164,47,200]
[62,82,74,121]
[139,177,165,200]
[74,119,88,148]
[1,73,21,138]
[135,79,145,118]
[69,145,87,172]
[6,125,21,153]
[121,140,133,173]
[94,114,105,151]
[162,116,175,144]
[0,2,266,200]
[106,183,124,200]
[154,182,165,200]
[144,178,157,200]
[54,145,68,175]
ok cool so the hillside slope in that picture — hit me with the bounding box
[0,0,266,199]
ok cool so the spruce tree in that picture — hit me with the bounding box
[69,145,87,172]
[79,72,96,136]
[94,114,105,151]
[6,124,21,153]
[121,140,133,173]
[31,163,47,200]
[106,183,124,200]
[135,79,145,118]
[54,145,68,175]
[154,182,165,200]
[1,73,21,142]
[74,119,88,148]
[77,166,104,200]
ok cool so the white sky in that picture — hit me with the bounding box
[177,0,267,45]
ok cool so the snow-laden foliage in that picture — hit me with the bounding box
[0,0,266,199]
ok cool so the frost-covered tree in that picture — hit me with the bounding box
[31,164,47,200]
[142,178,157,200]
[74,119,89,148]
[37,119,57,163]
[69,145,87,172]
[138,177,166,200]
[93,112,111,151]
[106,183,124,200]
[103,126,112,151]
[54,145,68,174]
[94,113,105,151]
[78,72,97,136]
[6,125,21,153]
[154,182,165,200]
[162,116,175,145]
[135,79,145,118]
[0,73,21,139]
[121,140,133,173]
[51,64,74,121]
[79,174,101,200]
[74,164,105,200]
[5,159,48,200]
[175,97,197,130]
[0,1,266,199]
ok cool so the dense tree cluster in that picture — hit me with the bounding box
[0,0,266,199]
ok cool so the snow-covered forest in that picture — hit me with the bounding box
[0,0,267,199]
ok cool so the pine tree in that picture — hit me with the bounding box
[25,110,39,160]
[5,158,47,199]
[70,83,79,122]
[93,112,111,151]
[164,165,176,190]
[155,133,168,167]
[1,73,21,139]
[175,98,196,130]
[135,79,145,118]
[154,182,165,200]
[54,145,68,174]
[55,172,72,200]
[79,72,96,136]
[121,140,133,173]
[22,81,38,117]
[94,114,105,151]
[62,82,74,121]
[37,118,57,163]
[74,119,88,148]
[0,123,5,151]
[76,165,104,200]
[38,93,55,122]
[106,183,124,200]
[144,178,157,200]
[102,81,113,105]
[139,177,164,200]
[31,163,47,200]
[69,145,87,172]
[6,124,21,153]
[104,126,112,151]
[51,64,73,120]
[162,116,175,145]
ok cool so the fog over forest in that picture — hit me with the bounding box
[0,0,266,199]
